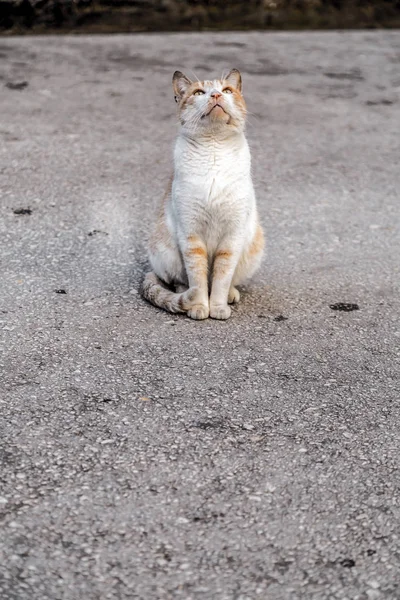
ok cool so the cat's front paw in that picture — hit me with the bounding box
[210,304,231,320]
[187,304,209,320]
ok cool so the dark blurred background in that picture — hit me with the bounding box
[1,0,400,34]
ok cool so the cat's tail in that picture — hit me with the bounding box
[141,272,185,314]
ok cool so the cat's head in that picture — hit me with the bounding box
[172,69,246,136]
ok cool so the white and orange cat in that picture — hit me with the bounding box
[142,69,264,320]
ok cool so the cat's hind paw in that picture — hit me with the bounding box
[228,287,240,304]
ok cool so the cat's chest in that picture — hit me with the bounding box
[174,174,249,224]
[176,152,250,202]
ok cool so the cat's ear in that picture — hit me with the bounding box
[173,71,192,102]
[225,68,242,92]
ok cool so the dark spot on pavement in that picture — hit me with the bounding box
[214,41,247,48]
[192,419,225,430]
[88,229,108,236]
[329,303,359,312]
[340,558,356,568]
[277,373,293,380]
[366,99,394,106]
[324,71,364,81]
[366,549,376,556]
[55,289,67,294]
[274,315,288,322]
[6,81,29,90]
[274,560,293,573]
[83,392,110,402]
[192,511,225,523]
[13,207,32,215]
[155,545,172,562]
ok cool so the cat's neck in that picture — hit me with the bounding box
[174,128,250,176]
[177,129,247,151]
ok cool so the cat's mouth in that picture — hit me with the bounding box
[203,103,229,118]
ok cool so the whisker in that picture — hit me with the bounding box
[245,115,261,130]
[183,110,204,134]
[245,115,262,130]
[187,68,200,83]
[245,110,260,120]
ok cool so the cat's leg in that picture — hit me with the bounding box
[233,224,265,287]
[209,246,242,320]
[180,235,209,320]
[210,224,264,318]
[148,212,187,288]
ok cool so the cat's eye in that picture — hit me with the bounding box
[193,89,205,96]
[223,88,233,94]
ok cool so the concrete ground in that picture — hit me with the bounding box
[0,31,399,600]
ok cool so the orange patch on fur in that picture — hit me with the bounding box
[213,249,234,278]
[215,249,233,260]
[233,91,247,112]
[186,246,207,258]
[178,79,246,122]
[222,78,247,116]
[249,224,265,256]
[185,236,208,278]
[179,82,206,111]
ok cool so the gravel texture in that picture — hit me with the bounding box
[0,31,399,600]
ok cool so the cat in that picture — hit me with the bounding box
[141,68,264,320]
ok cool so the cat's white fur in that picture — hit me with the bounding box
[142,69,264,320]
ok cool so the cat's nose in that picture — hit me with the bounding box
[210,90,222,100]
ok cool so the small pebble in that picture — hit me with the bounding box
[242,423,255,431]
[368,581,380,590]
